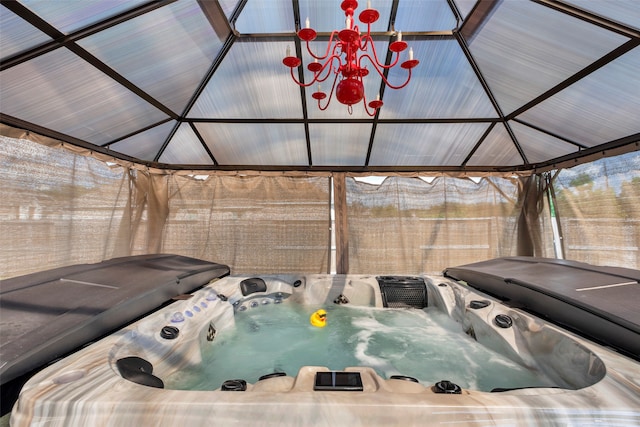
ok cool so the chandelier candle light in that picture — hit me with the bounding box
[282,0,419,116]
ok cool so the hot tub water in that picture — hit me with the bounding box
[165,302,555,391]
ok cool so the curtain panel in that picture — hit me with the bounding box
[1,136,131,278]
[552,151,640,268]
[344,175,554,275]
[162,174,331,274]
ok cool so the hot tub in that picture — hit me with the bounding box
[10,274,640,426]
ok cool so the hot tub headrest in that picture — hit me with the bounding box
[240,278,267,296]
[116,356,164,389]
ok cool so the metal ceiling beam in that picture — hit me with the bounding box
[289,0,313,167]
[0,0,176,71]
[185,117,500,124]
[68,45,179,119]
[234,31,453,40]
[453,29,504,119]
[512,119,588,150]
[454,31,529,166]
[154,24,237,162]
[0,114,153,166]
[461,122,497,167]
[197,0,233,40]
[364,0,401,167]
[534,0,640,39]
[227,0,248,28]
[459,0,500,41]
[100,118,174,148]
[189,122,219,166]
[503,121,529,165]
[531,133,640,174]
[157,0,236,165]
[4,117,637,175]
[177,37,235,120]
[150,163,534,174]
[445,0,463,27]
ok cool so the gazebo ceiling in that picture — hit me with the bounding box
[1,0,639,173]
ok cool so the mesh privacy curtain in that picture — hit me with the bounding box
[162,174,331,274]
[552,151,640,268]
[0,135,331,279]
[0,135,132,279]
[345,176,553,275]
[9,132,635,279]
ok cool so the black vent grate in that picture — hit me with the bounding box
[376,276,427,309]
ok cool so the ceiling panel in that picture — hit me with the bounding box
[466,124,523,167]
[394,0,458,31]
[369,122,489,166]
[510,122,578,164]
[20,0,148,34]
[565,0,640,30]
[518,47,640,147]
[468,0,629,115]
[379,38,497,119]
[235,0,293,34]
[0,47,168,145]
[196,123,308,166]
[159,123,212,165]
[109,121,175,162]
[310,123,373,166]
[0,5,51,60]
[77,0,226,115]
[188,39,303,119]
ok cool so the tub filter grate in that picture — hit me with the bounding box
[376,276,427,309]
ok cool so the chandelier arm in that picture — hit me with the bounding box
[359,23,373,51]
[386,50,401,69]
[315,54,343,84]
[361,35,400,69]
[357,53,385,77]
[361,88,378,117]
[288,67,316,88]
[358,53,413,90]
[287,54,341,88]
[317,98,330,111]
[317,71,341,111]
[306,30,341,61]
[362,103,377,117]
[384,67,414,90]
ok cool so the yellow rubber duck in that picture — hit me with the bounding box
[310,309,327,328]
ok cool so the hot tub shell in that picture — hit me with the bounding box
[10,274,640,426]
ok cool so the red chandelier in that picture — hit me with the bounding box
[282,0,419,116]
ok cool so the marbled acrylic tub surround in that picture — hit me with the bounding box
[10,275,640,426]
